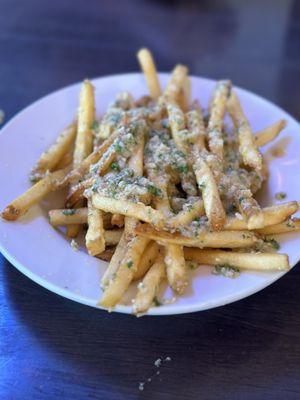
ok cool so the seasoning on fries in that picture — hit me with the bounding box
[2,48,298,315]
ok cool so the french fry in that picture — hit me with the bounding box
[65,177,94,208]
[164,244,188,294]
[256,218,300,235]
[49,208,88,225]
[31,124,76,176]
[73,80,95,165]
[89,144,116,175]
[145,161,189,293]
[137,48,161,100]
[164,64,189,109]
[111,214,124,227]
[133,254,166,314]
[2,168,68,221]
[85,200,105,256]
[181,75,191,112]
[67,80,95,238]
[227,90,262,170]
[135,223,258,248]
[167,102,187,153]
[224,202,299,230]
[101,233,128,289]
[207,80,231,159]
[61,130,119,187]
[48,208,113,228]
[184,248,290,271]
[104,229,123,246]
[133,241,160,280]
[91,195,165,228]
[232,186,264,229]
[128,134,145,176]
[186,107,206,150]
[167,199,204,228]
[100,134,146,302]
[96,248,115,262]
[254,119,287,147]
[55,150,73,170]
[99,235,150,307]
[192,147,226,230]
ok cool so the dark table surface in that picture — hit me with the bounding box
[1,1,300,399]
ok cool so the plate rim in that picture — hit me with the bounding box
[0,72,299,316]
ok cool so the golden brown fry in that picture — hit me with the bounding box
[100,134,146,300]
[133,241,160,280]
[164,64,189,109]
[48,208,113,228]
[227,90,262,170]
[67,80,95,238]
[232,185,264,229]
[61,130,119,187]
[207,80,231,159]
[181,75,191,112]
[137,48,162,100]
[111,214,124,227]
[192,148,226,230]
[65,178,94,208]
[133,254,166,314]
[184,248,290,271]
[96,248,115,262]
[91,195,165,228]
[254,119,287,147]
[104,229,123,246]
[55,150,73,170]
[31,124,76,176]
[167,199,204,228]
[73,80,95,165]
[256,218,300,235]
[49,207,88,225]
[186,108,206,150]
[135,223,258,248]
[164,244,188,294]
[85,200,105,256]
[224,202,299,230]
[2,168,68,221]
[99,236,150,307]
[166,102,186,153]
[101,233,128,289]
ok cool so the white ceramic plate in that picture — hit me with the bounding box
[0,73,299,316]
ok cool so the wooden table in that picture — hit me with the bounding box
[1,1,299,399]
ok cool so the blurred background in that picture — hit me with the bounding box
[1,1,300,400]
[1,0,300,121]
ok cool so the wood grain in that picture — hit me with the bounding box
[0,1,299,399]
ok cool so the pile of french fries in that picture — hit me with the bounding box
[2,48,300,314]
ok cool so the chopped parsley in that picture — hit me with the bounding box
[91,120,99,131]
[114,142,123,153]
[286,220,295,228]
[147,184,162,197]
[242,233,253,239]
[212,264,240,278]
[110,162,120,171]
[238,197,245,204]
[62,209,76,216]
[29,175,39,184]
[153,296,162,307]
[264,238,280,250]
[275,191,287,200]
[127,260,133,268]
[178,165,189,174]
[188,262,198,270]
